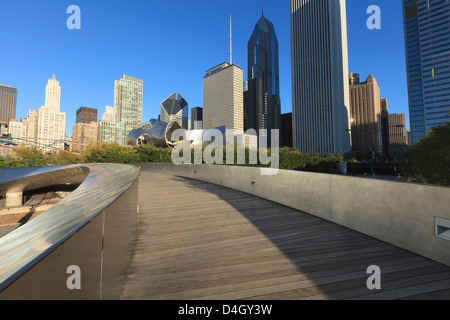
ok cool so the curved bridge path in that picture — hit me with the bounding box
[120,172,450,300]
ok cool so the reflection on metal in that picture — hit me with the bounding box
[0,164,140,293]
[126,127,147,146]
[145,121,172,148]
[126,122,154,146]
[127,121,227,148]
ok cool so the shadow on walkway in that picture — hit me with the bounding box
[164,175,450,300]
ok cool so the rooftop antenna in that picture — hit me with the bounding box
[229,14,232,65]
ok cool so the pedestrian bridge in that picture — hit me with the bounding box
[0,164,449,300]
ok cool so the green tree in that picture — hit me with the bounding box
[135,145,172,163]
[45,150,82,165]
[343,149,372,162]
[81,142,141,164]
[7,147,48,168]
[403,123,450,186]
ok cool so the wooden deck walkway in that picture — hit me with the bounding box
[120,172,450,300]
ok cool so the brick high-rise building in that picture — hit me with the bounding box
[0,85,17,123]
[388,113,408,161]
[72,121,98,152]
[349,73,382,155]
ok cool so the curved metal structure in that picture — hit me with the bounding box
[126,122,153,146]
[126,127,147,146]
[0,164,140,299]
[127,121,228,148]
[127,120,185,148]
[145,121,172,147]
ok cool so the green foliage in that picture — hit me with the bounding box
[81,142,141,164]
[0,143,344,175]
[403,123,450,186]
[343,149,373,162]
[0,147,47,168]
[45,151,83,165]
[134,145,173,163]
[277,148,341,173]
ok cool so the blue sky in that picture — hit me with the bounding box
[0,0,409,136]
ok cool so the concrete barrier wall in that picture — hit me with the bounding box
[139,163,450,266]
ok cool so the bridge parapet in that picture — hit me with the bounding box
[139,163,450,267]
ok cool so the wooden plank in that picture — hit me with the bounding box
[251,265,450,300]
[401,289,450,300]
[119,173,450,300]
[350,279,450,300]
[122,256,437,300]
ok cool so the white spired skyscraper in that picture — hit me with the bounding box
[37,75,66,150]
[290,0,352,155]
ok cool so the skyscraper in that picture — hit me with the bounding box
[22,109,38,144]
[114,75,143,143]
[246,12,281,146]
[8,119,23,140]
[191,107,203,130]
[44,75,61,112]
[388,113,408,161]
[98,105,126,145]
[76,107,98,124]
[203,62,244,131]
[72,121,98,153]
[290,0,351,155]
[160,92,189,129]
[0,85,17,123]
[380,98,390,159]
[403,0,450,145]
[281,113,293,148]
[349,73,382,155]
[37,75,66,150]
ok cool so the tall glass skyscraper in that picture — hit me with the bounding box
[114,75,143,144]
[403,0,450,145]
[290,0,351,155]
[245,12,281,147]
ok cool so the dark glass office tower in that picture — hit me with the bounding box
[403,0,450,145]
[245,12,281,147]
[191,107,203,130]
[76,106,98,124]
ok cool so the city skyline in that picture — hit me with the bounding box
[0,0,409,138]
